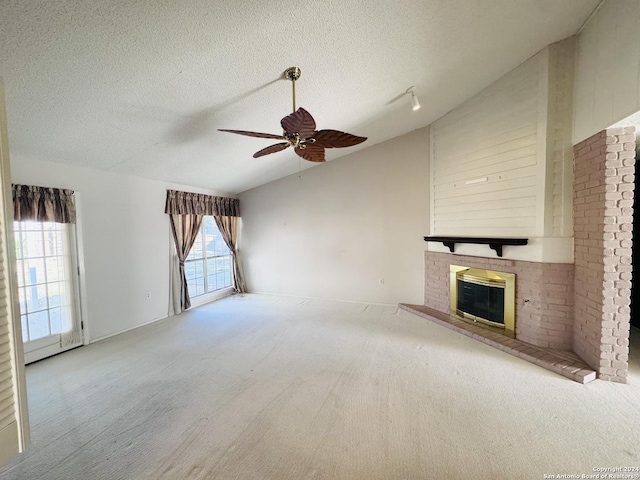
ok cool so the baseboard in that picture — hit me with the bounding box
[89,290,236,344]
[187,288,235,309]
[88,314,169,344]
[248,291,397,307]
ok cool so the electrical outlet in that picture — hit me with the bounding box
[146,291,151,299]
[378,278,384,285]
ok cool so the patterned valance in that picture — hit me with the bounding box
[12,184,76,224]
[164,189,240,217]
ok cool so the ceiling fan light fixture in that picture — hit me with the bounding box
[406,86,421,111]
[218,67,367,163]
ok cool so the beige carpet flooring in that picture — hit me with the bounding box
[0,294,639,479]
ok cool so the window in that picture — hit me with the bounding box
[14,220,75,342]
[184,217,232,297]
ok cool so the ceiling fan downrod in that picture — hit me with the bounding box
[284,67,301,113]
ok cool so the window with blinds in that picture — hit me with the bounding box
[184,216,233,297]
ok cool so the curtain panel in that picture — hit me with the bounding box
[12,184,76,224]
[164,189,239,217]
[169,214,204,312]
[214,215,247,294]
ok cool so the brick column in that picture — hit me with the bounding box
[573,127,635,383]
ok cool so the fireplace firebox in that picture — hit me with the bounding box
[450,265,515,337]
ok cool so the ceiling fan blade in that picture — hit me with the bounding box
[253,142,291,158]
[281,108,316,138]
[295,145,325,163]
[218,129,285,140]
[312,130,367,148]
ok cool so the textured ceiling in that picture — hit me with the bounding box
[0,0,600,194]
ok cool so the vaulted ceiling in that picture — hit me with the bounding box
[0,0,600,194]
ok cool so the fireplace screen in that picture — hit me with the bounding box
[450,265,515,337]
[457,277,505,324]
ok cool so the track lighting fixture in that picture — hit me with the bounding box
[406,86,420,111]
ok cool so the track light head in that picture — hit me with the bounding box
[411,94,420,111]
[406,86,420,111]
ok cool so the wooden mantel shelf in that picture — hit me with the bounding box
[423,236,528,257]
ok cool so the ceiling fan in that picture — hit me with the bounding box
[218,67,367,163]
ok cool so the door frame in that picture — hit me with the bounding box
[19,220,85,364]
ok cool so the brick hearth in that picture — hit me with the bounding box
[399,303,596,383]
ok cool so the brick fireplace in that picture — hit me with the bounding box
[408,127,636,384]
[424,252,574,351]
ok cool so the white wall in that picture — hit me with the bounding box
[11,155,231,342]
[430,49,544,238]
[574,0,640,143]
[428,39,575,263]
[239,128,429,305]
